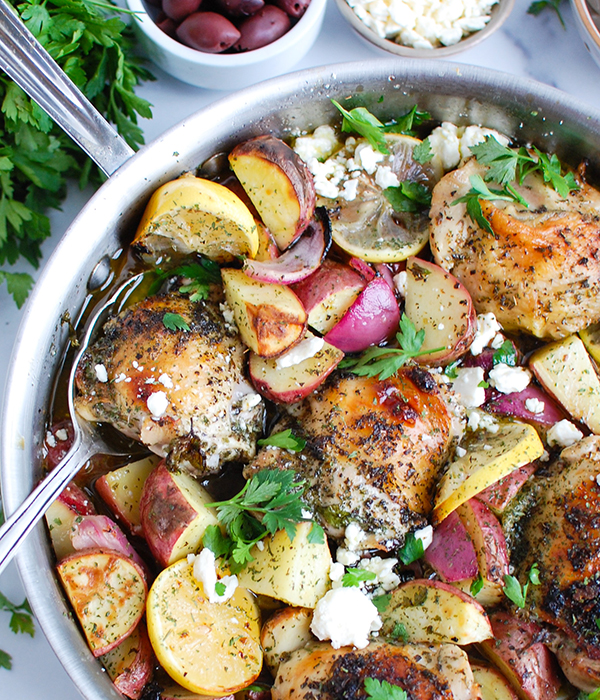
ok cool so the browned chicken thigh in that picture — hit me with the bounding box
[429,159,600,339]
[74,291,264,474]
[272,641,480,700]
[245,369,454,549]
[510,435,600,660]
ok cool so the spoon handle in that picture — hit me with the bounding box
[0,437,94,577]
[0,0,134,176]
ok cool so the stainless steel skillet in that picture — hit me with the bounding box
[2,3,600,697]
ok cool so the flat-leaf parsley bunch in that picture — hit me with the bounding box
[0,0,154,306]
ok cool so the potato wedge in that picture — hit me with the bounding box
[57,550,147,657]
[471,664,519,700]
[229,135,316,250]
[529,334,600,433]
[379,578,493,645]
[100,621,155,699]
[433,421,544,525]
[139,460,220,568]
[222,267,307,357]
[248,334,344,403]
[146,557,262,695]
[95,456,160,537]
[261,606,314,676]
[236,522,332,608]
[133,174,258,263]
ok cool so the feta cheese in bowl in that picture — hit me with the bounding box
[334,0,515,56]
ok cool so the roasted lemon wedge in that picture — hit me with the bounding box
[134,173,259,263]
[433,422,544,524]
[326,134,442,263]
[146,557,262,695]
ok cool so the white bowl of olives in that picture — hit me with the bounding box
[126,0,326,89]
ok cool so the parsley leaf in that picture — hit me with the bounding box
[492,339,517,367]
[214,581,226,596]
[412,137,433,164]
[503,562,540,608]
[163,312,190,332]
[0,590,36,663]
[331,100,389,155]
[389,621,409,642]
[384,181,431,212]
[364,677,408,700]
[257,429,306,452]
[384,106,431,136]
[398,531,424,565]
[0,0,153,307]
[0,649,12,670]
[470,573,484,597]
[148,260,221,297]
[205,470,316,571]
[340,314,444,380]
[371,593,391,613]
[527,0,566,28]
[341,567,377,587]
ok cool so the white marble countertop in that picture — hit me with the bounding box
[1,0,600,697]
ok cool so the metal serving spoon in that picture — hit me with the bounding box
[0,0,147,576]
[0,272,146,576]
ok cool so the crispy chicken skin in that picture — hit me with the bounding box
[273,641,480,700]
[74,291,264,473]
[245,369,453,549]
[429,159,600,339]
[511,435,600,658]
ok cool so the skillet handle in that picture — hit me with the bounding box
[0,0,134,176]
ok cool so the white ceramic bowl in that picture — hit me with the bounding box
[333,0,514,57]
[126,0,326,89]
[571,0,600,71]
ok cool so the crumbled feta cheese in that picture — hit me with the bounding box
[276,335,325,369]
[336,547,360,567]
[488,364,531,395]
[45,431,57,448]
[547,420,584,448]
[240,391,262,411]
[294,125,339,164]
[413,525,433,551]
[393,270,407,297]
[358,556,400,591]
[219,302,236,329]
[311,587,382,648]
[329,562,345,583]
[428,122,461,171]
[470,312,503,356]
[147,391,169,418]
[455,445,467,458]
[94,364,108,383]
[158,373,173,388]
[466,408,499,433]
[375,164,400,189]
[452,367,486,408]
[355,143,385,174]
[525,397,546,415]
[114,372,127,384]
[344,522,367,551]
[340,178,360,201]
[459,126,510,161]
[55,428,69,441]
[193,548,238,604]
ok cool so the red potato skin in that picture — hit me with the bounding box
[176,12,241,53]
[229,135,316,246]
[479,612,561,700]
[486,384,567,427]
[111,622,155,700]
[44,419,75,469]
[139,461,198,568]
[323,276,400,353]
[423,510,478,582]
[58,481,96,516]
[476,462,538,515]
[235,5,291,51]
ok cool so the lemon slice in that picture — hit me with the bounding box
[433,422,544,524]
[146,557,262,695]
[326,134,442,263]
[134,173,259,263]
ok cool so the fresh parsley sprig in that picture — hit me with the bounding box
[528,0,566,29]
[257,429,306,452]
[0,591,35,670]
[148,260,222,298]
[162,312,190,331]
[340,314,444,380]
[341,567,377,588]
[364,677,407,700]
[397,531,424,565]
[503,562,540,608]
[384,182,432,213]
[384,106,431,136]
[203,469,324,572]
[1,0,154,307]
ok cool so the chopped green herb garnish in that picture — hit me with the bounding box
[341,567,377,587]
[389,621,409,642]
[371,593,391,613]
[503,562,540,608]
[398,531,425,565]
[527,0,565,29]
[364,677,408,700]
[412,137,433,164]
[163,312,190,332]
[0,589,35,668]
[214,581,226,596]
[384,181,432,212]
[257,429,306,452]
[148,259,221,297]
[340,314,444,380]
[384,106,431,136]
[331,100,389,155]
[470,573,484,597]
[204,469,322,571]
[492,339,517,367]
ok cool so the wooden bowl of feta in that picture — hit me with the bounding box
[334,0,515,56]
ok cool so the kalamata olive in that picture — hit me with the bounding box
[270,0,310,18]
[176,11,241,52]
[235,5,291,51]
[162,0,202,21]
[214,0,264,17]
[156,14,178,38]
